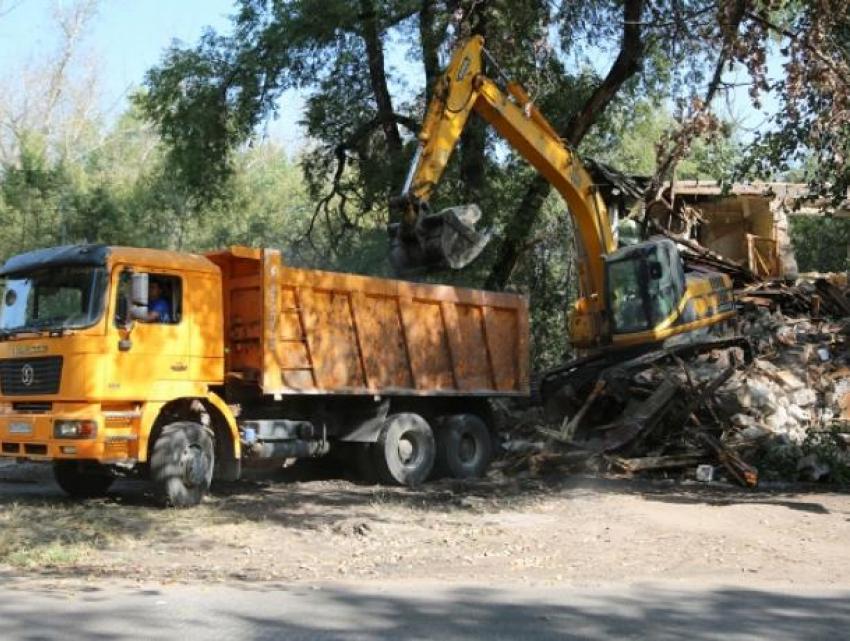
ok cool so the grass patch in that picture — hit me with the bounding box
[0,496,253,571]
[0,500,150,569]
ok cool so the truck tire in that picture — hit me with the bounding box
[151,421,214,508]
[373,413,435,487]
[53,461,114,498]
[434,414,492,479]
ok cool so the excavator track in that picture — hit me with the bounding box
[537,336,753,427]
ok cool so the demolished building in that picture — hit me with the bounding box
[666,181,850,280]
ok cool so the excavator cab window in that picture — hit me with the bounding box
[607,242,681,335]
[608,256,650,334]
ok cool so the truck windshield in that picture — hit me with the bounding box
[0,266,107,333]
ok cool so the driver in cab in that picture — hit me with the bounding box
[144,280,171,323]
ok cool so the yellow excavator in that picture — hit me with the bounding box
[389,35,736,356]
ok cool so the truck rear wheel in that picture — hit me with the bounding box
[151,421,214,508]
[434,414,492,479]
[373,413,435,486]
[53,461,114,498]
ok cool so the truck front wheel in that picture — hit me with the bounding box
[53,461,114,498]
[373,413,435,487]
[151,421,214,508]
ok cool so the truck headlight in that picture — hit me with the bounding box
[54,420,98,439]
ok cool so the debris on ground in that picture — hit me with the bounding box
[497,275,850,488]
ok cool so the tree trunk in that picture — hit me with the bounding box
[459,2,488,205]
[484,0,646,291]
[360,0,402,154]
[419,0,441,102]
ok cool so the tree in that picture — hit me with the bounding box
[0,0,315,268]
[0,0,102,165]
[790,215,850,272]
[740,2,850,204]
[138,1,646,270]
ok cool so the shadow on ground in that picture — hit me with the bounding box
[0,578,847,640]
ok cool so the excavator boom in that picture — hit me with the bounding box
[391,36,734,351]
[391,37,613,300]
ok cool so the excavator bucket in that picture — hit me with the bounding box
[389,204,491,275]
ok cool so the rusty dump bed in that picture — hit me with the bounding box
[207,247,530,397]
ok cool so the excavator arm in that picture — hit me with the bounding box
[392,36,615,311]
[393,36,734,351]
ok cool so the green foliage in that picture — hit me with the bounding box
[0,134,73,252]
[136,0,422,206]
[789,216,850,273]
[738,2,850,205]
[0,108,313,264]
[585,99,742,180]
[756,426,850,484]
[513,192,580,368]
[803,428,850,484]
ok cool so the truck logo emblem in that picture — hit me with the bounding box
[21,364,34,387]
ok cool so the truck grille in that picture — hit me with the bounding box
[0,357,63,396]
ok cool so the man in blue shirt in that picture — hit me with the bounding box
[145,280,171,323]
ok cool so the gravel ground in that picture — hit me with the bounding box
[1,459,848,589]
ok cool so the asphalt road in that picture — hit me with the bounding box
[0,577,847,640]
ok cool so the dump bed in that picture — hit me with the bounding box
[207,247,529,397]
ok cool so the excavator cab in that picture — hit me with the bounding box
[605,238,686,337]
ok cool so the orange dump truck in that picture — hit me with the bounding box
[0,245,528,505]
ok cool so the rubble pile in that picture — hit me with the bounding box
[498,290,850,487]
[738,277,850,318]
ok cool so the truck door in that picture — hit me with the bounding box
[110,268,190,393]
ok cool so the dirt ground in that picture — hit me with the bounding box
[0,458,848,588]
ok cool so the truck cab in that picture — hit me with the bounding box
[0,245,240,505]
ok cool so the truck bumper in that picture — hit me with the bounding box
[0,405,138,464]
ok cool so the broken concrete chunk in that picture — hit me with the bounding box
[748,381,778,409]
[740,425,770,441]
[786,404,811,422]
[735,385,753,409]
[754,358,778,373]
[788,426,808,445]
[731,413,758,428]
[764,406,789,431]
[696,464,715,482]
[791,388,818,407]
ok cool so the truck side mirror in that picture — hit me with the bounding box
[132,272,149,307]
